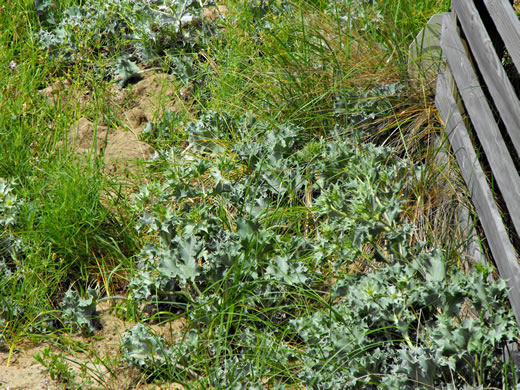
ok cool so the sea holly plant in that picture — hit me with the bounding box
[0,178,32,346]
[0,178,22,229]
[122,110,520,387]
[60,287,100,335]
[36,0,216,80]
[114,55,142,88]
[128,111,414,310]
[121,324,201,376]
[34,0,56,26]
[121,323,172,370]
[292,253,520,388]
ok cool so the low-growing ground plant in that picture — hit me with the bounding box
[118,111,520,388]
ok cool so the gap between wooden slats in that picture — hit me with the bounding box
[436,70,520,324]
[452,0,520,156]
[484,0,520,71]
[440,12,520,244]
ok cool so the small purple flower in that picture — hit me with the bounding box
[9,60,17,72]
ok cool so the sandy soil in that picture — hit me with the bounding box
[68,71,186,175]
[38,67,196,178]
[1,302,186,389]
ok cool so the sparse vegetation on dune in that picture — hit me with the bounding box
[2,0,519,388]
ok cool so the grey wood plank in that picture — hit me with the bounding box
[484,0,520,71]
[452,0,520,157]
[440,13,520,244]
[436,70,520,324]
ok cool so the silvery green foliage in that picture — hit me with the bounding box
[36,0,214,80]
[0,178,24,266]
[0,178,21,228]
[206,357,264,389]
[128,110,520,387]
[129,111,410,306]
[34,0,56,25]
[61,287,100,334]
[0,296,22,328]
[0,260,11,279]
[121,324,200,372]
[292,256,520,388]
[0,179,25,332]
[0,236,24,263]
[114,55,143,88]
[121,324,171,369]
[0,294,25,350]
[201,327,291,388]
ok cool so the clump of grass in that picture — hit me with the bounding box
[0,0,140,342]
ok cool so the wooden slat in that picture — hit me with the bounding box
[484,0,520,71]
[452,0,520,156]
[436,70,520,323]
[440,13,520,242]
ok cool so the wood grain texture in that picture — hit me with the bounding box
[484,0,520,70]
[436,70,520,323]
[452,0,520,156]
[440,13,520,243]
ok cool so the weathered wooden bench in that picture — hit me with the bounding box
[434,0,520,323]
